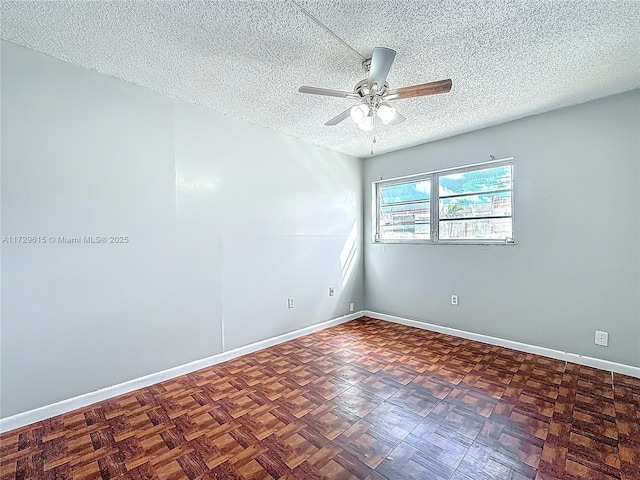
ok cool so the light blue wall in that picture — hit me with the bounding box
[364,90,640,367]
[1,41,364,417]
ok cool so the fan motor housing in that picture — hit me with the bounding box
[354,79,389,98]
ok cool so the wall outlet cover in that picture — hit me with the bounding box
[595,330,608,346]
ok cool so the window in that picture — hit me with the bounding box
[374,158,514,244]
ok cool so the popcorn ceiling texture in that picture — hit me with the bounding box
[1,0,639,158]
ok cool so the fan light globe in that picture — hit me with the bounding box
[377,103,396,125]
[358,115,374,131]
[350,104,369,124]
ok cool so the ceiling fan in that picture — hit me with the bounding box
[298,47,452,131]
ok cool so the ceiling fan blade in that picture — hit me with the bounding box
[386,79,452,100]
[324,107,352,126]
[299,86,359,99]
[389,111,406,126]
[367,47,396,90]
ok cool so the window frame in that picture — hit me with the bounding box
[372,157,515,245]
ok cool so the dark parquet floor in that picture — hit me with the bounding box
[1,317,639,480]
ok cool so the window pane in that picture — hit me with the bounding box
[379,180,430,205]
[375,160,514,244]
[439,218,512,240]
[440,192,512,219]
[380,202,430,226]
[439,165,511,197]
[379,224,430,240]
[378,175,430,239]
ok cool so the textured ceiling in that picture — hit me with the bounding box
[2,1,639,158]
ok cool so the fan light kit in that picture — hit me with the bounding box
[299,47,452,130]
[350,103,397,131]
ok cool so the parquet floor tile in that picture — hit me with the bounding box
[1,317,638,479]
[375,442,455,480]
[404,419,472,469]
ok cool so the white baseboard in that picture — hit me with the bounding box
[0,311,364,433]
[5,309,636,433]
[364,310,640,379]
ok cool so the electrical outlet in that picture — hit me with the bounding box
[349,302,354,312]
[451,294,459,306]
[595,330,608,346]
[287,297,294,309]
[329,287,335,297]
